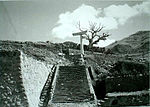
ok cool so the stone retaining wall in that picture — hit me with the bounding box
[106,75,149,93]
[0,50,52,107]
[0,50,28,107]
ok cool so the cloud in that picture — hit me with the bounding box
[52,4,101,39]
[52,1,150,41]
[96,39,116,47]
[104,1,150,25]
[52,4,118,39]
[103,4,139,25]
[133,0,150,15]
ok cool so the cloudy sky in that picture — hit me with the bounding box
[0,0,150,47]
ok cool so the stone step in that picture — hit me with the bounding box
[51,65,92,103]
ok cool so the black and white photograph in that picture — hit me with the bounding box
[0,0,150,106]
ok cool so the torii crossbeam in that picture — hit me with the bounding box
[72,30,87,62]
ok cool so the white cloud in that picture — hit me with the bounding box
[52,4,119,39]
[52,4,101,39]
[100,17,118,29]
[52,1,150,45]
[133,0,150,15]
[104,1,150,25]
[96,39,116,47]
[104,4,139,25]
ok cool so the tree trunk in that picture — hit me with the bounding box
[88,39,94,52]
[89,43,93,50]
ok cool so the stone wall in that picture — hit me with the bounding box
[106,75,149,93]
[101,90,149,106]
[0,50,28,107]
[20,52,52,107]
[0,50,52,107]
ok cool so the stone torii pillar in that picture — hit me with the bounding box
[72,30,87,62]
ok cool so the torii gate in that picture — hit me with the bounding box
[72,30,87,62]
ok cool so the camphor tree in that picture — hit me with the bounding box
[77,21,110,50]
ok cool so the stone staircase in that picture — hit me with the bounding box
[51,65,94,103]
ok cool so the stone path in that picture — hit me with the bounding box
[52,65,94,103]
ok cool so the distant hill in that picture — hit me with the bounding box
[106,31,150,54]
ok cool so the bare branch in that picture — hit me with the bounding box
[92,33,109,45]
[77,21,89,31]
[76,21,110,49]
[83,33,90,40]
[89,22,97,31]
[97,26,104,32]
[77,21,84,31]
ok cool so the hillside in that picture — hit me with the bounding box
[0,40,71,65]
[0,34,149,107]
[106,31,150,54]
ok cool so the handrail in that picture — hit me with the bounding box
[38,64,57,107]
[85,67,98,105]
[47,65,60,106]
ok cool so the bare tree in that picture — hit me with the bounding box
[77,21,110,50]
